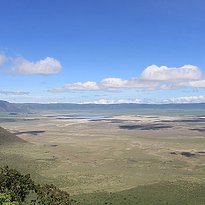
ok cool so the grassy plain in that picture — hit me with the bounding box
[1,112,205,204]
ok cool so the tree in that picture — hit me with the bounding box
[35,184,71,205]
[0,166,35,202]
[0,166,72,205]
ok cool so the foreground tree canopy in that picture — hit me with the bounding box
[0,166,71,205]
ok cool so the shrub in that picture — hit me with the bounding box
[0,193,19,205]
[35,184,71,205]
[0,166,35,202]
[0,166,71,205]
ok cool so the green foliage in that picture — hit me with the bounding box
[73,181,205,205]
[0,166,35,202]
[35,184,71,205]
[0,166,71,205]
[0,193,19,205]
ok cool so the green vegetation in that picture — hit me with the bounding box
[0,127,25,145]
[0,193,19,205]
[2,166,205,205]
[0,166,71,205]
[1,113,205,204]
[0,166,35,202]
[73,181,205,205]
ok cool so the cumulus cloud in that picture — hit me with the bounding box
[0,90,30,95]
[49,64,205,92]
[189,80,205,88]
[100,78,128,89]
[0,54,7,65]
[173,80,205,89]
[49,78,160,92]
[50,81,99,92]
[141,64,201,81]
[125,79,160,90]
[10,56,61,75]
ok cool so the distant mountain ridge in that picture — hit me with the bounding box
[0,100,205,113]
[0,100,29,112]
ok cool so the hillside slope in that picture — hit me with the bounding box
[74,181,205,205]
[0,126,26,145]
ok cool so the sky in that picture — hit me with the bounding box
[0,0,205,104]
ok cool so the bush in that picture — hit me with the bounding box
[0,193,19,205]
[0,166,35,202]
[0,166,71,205]
[35,184,71,205]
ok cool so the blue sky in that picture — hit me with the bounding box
[0,0,205,103]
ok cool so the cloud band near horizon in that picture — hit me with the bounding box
[49,64,205,92]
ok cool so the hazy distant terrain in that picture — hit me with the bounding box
[1,100,205,114]
[1,106,205,204]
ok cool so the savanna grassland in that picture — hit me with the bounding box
[1,111,205,204]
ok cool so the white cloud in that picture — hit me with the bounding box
[0,90,30,95]
[125,79,160,90]
[49,81,99,92]
[0,54,7,65]
[49,64,205,92]
[163,95,205,103]
[83,98,143,104]
[65,81,99,91]
[49,78,160,92]
[141,64,201,81]
[92,99,116,104]
[100,78,128,89]
[174,80,205,89]
[189,80,205,88]
[83,95,205,104]
[10,56,61,75]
